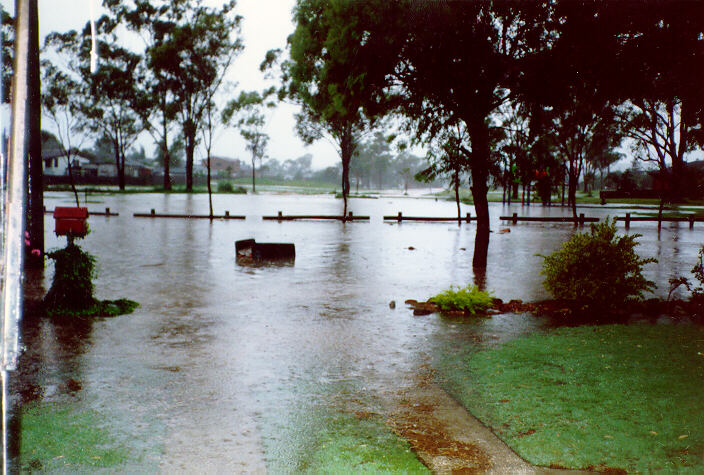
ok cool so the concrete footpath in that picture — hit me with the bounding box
[385,365,593,474]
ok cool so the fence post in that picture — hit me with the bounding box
[512,212,518,224]
[397,211,402,223]
[625,213,630,230]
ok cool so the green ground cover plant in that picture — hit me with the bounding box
[540,217,656,314]
[438,324,704,472]
[20,403,129,471]
[429,284,494,314]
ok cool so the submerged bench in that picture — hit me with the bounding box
[235,239,295,261]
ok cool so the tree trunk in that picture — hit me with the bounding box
[251,153,256,193]
[207,153,213,218]
[468,118,491,270]
[184,119,196,192]
[66,154,79,206]
[671,156,685,202]
[162,110,171,191]
[163,147,171,190]
[113,141,125,190]
[341,153,350,219]
[26,0,43,268]
[568,165,578,220]
[454,170,461,224]
[340,130,354,220]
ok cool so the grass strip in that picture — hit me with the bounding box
[20,403,129,472]
[301,411,429,474]
[438,324,704,473]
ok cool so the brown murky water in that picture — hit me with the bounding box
[10,192,703,471]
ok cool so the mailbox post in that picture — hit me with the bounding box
[53,207,89,244]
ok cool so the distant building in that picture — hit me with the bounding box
[42,148,97,177]
[200,156,242,177]
[93,155,153,179]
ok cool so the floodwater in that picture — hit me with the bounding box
[10,191,704,472]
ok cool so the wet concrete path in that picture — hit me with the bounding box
[10,192,702,472]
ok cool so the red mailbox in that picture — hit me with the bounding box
[53,207,89,237]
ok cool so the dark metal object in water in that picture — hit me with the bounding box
[235,239,295,261]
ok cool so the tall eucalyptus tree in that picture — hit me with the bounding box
[108,0,243,191]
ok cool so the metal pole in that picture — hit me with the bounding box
[2,1,35,472]
[4,0,30,373]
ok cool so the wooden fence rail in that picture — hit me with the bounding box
[616,213,701,229]
[383,212,475,223]
[44,206,118,216]
[134,209,245,219]
[262,211,369,221]
[500,212,599,224]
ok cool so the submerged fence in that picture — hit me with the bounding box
[39,207,704,229]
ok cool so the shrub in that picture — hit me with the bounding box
[669,245,704,304]
[44,243,97,313]
[540,217,656,313]
[429,284,494,314]
[217,181,234,192]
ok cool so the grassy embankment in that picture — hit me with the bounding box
[438,324,704,472]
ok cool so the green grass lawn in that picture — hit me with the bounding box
[298,410,429,474]
[438,324,704,473]
[20,403,129,472]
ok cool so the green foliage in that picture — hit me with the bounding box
[438,324,704,472]
[44,243,97,313]
[691,246,704,297]
[540,217,656,312]
[43,244,139,318]
[429,284,494,314]
[669,245,704,305]
[217,181,233,192]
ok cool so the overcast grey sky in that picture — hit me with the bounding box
[3,0,342,169]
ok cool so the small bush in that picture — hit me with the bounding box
[44,243,97,313]
[429,284,494,314]
[217,181,247,194]
[217,181,234,192]
[540,217,656,313]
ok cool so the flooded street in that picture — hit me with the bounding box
[11,192,703,471]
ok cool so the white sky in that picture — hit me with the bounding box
[2,0,342,169]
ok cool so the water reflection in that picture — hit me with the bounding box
[12,192,703,470]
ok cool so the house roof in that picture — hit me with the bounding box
[42,148,96,161]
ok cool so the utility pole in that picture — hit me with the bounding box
[26,0,42,268]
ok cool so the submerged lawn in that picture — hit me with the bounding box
[439,324,704,473]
